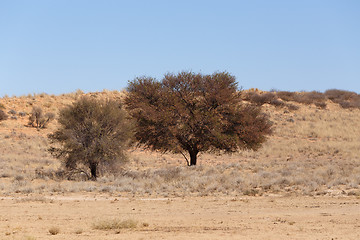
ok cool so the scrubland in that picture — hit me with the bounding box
[0,90,359,239]
[1,90,359,198]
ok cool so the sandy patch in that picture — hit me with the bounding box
[1,194,359,239]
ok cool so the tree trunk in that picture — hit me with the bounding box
[90,163,97,180]
[189,150,198,166]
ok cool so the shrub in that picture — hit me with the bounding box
[93,219,138,230]
[0,109,8,121]
[126,71,272,166]
[7,109,17,115]
[325,89,357,102]
[294,91,326,105]
[48,96,133,180]
[269,99,286,107]
[28,107,55,129]
[286,103,299,111]
[277,91,326,108]
[277,91,297,102]
[49,227,60,235]
[314,102,327,109]
[244,92,288,108]
[249,92,278,106]
[18,111,27,117]
[325,89,360,109]
[74,228,83,234]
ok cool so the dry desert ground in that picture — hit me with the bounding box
[0,90,359,239]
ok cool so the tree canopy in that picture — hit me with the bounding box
[125,71,272,166]
[49,96,133,180]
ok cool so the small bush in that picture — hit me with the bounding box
[246,92,277,106]
[314,102,327,109]
[277,91,297,102]
[93,219,138,230]
[0,109,8,121]
[49,226,60,235]
[14,175,25,181]
[286,103,299,111]
[269,99,286,107]
[18,111,27,117]
[245,92,288,108]
[74,228,83,234]
[338,101,353,109]
[7,109,17,115]
[325,89,360,109]
[325,89,357,102]
[0,173,11,178]
[294,91,326,105]
[28,107,55,129]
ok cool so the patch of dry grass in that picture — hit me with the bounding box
[93,218,138,230]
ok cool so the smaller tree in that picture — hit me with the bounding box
[28,107,55,129]
[48,96,133,180]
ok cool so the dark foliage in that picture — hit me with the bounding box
[277,91,297,102]
[243,91,292,109]
[48,97,133,180]
[276,89,360,109]
[245,92,278,106]
[8,109,17,115]
[324,89,360,109]
[28,107,55,129]
[285,103,300,111]
[18,112,27,117]
[324,89,357,102]
[295,91,326,105]
[0,109,8,121]
[314,102,327,109]
[125,71,272,166]
[269,99,286,107]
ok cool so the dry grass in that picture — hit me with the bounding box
[0,90,359,198]
[245,89,360,110]
[93,218,138,230]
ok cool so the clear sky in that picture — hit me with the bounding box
[1,0,359,96]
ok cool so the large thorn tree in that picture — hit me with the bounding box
[48,96,132,180]
[125,71,272,166]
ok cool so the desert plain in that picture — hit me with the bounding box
[0,90,359,239]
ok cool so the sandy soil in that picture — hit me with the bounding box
[1,194,359,240]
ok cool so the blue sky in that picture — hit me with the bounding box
[1,0,359,96]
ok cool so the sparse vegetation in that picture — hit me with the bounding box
[126,71,272,166]
[24,236,37,240]
[93,218,138,230]
[294,91,327,107]
[243,91,278,106]
[74,228,83,234]
[0,89,359,198]
[244,89,360,110]
[0,109,8,121]
[49,226,60,235]
[325,89,360,109]
[48,96,133,180]
[28,106,55,129]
